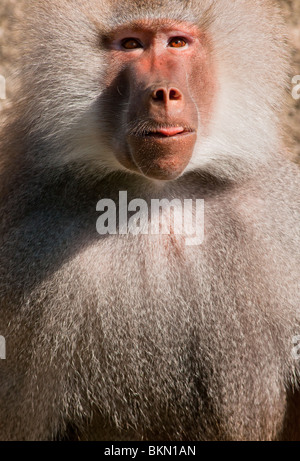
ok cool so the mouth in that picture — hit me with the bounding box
[142,127,195,139]
[124,125,197,181]
[120,121,197,180]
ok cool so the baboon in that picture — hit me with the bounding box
[0,0,300,441]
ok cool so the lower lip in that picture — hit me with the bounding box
[143,131,194,140]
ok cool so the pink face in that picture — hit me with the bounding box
[102,20,215,180]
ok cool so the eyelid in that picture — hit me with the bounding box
[169,33,195,44]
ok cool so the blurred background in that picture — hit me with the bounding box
[0,0,299,158]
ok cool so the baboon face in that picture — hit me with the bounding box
[100,19,215,180]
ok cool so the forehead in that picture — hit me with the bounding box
[103,0,198,27]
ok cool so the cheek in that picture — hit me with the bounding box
[103,52,128,88]
[100,54,132,136]
[190,50,216,132]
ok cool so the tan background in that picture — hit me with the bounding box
[0,0,299,158]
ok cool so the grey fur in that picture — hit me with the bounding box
[0,0,299,441]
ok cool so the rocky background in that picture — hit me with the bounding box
[0,0,299,158]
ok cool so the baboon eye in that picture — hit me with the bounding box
[121,38,142,49]
[169,37,187,48]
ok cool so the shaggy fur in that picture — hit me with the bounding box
[0,0,299,441]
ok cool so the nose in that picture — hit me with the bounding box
[151,86,183,103]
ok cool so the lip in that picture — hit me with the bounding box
[140,129,195,140]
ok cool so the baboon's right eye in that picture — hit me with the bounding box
[121,38,142,50]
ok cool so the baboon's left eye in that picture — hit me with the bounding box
[169,37,187,48]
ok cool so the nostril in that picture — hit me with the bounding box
[151,87,183,102]
[152,89,165,101]
[169,88,182,100]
